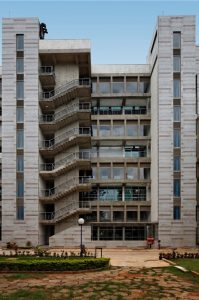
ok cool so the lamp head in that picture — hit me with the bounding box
[78,218,84,225]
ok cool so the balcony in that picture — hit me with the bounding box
[39,176,92,202]
[39,66,55,88]
[40,102,91,132]
[40,127,91,156]
[39,201,92,224]
[39,78,91,109]
[40,151,91,178]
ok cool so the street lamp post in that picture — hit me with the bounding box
[78,217,85,257]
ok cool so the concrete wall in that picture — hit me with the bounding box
[2,18,40,246]
[156,16,196,247]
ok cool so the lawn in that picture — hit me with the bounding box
[173,259,199,273]
[0,266,199,300]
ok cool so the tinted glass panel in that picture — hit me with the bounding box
[16,34,24,50]
[174,179,181,197]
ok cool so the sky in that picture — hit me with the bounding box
[0,0,199,65]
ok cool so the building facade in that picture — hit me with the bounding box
[0,16,198,248]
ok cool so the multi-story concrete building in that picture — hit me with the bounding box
[0,16,198,248]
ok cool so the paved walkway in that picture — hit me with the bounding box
[99,248,169,267]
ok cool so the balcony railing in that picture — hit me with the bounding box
[40,102,91,124]
[40,150,91,171]
[40,78,91,100]
[40,201,92,222]
[40,127,91,150]
[80,194,147,202]
[40,176,92,198]
[92,107,150,116]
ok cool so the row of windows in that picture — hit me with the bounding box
[92,79,150,94]
[16,34,24,221]
[80,186,147,201]
[173,32,181,221]
[92,226,147,241]
[91,146,148,158]
[92,166,150,180]
[92,123,150,137]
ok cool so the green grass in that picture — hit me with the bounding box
[161,266,199,284]
[172,259,199,273]
[0,289,45,300]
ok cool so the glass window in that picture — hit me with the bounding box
[92,81,97,93]
[173,32,181,49]
[100,166,111,179]
[174,206,181,220]
[99,211,111,222]
[126,124,138,136]
[99,147,122,158]
[174,156,181,171]
[140,211,150,221]
[126,167,138,179]
[99,82,110,94]
[16,58,24,73]
[99,227,113,240]
[91,226,98,240]
[174,129,181,148]
[173,56,181,72]
[173,106,181,122]
[92,166,97,179]
[16,107,24,123]
[125,226,145,240]
[16,81,24,99]
[16,34,24,51]
[16,205,24,220]
[125,187,146,201]
[16,155,24,172]
[17,129,24,149]
[126,211,137,221]
[113,211,124,221]
[174,179,181,197]
[99,187,122,201]
[112,82,124,93]
[115,227,123,240]
[113,167,124,179]
[112,123,124,136]
[99,123,111,136]
[126,80,137,93]
[92,124,97,136]
[139,80,150,93]
[140,168,150,180]
[173,79,181,98]
[17,177,24,197]
[140,124,150,136]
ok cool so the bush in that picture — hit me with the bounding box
[0,257,110,272]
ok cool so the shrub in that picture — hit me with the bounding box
[0,257,110,272]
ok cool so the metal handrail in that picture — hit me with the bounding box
[40,127,91,149]
[40,176,93,198]
[40,78,91,100]
[40,102,91,123]
[40,201,92,222]
[40,150,91,171]
[92,107,150,116]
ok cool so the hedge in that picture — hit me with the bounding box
[0,257,110,272]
